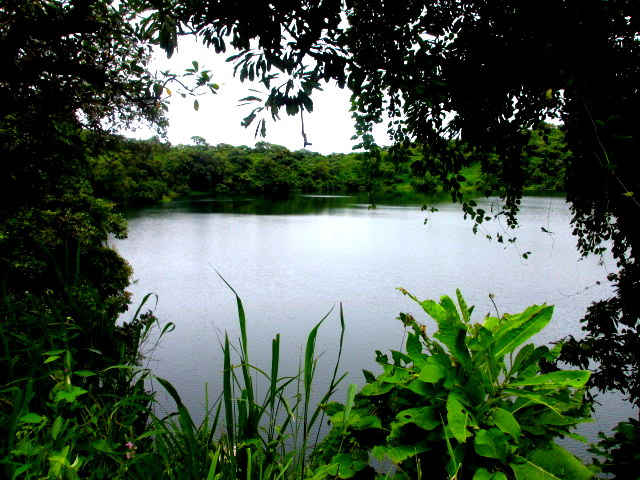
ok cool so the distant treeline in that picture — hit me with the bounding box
[86,126,568,204]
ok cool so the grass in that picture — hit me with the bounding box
[119,278,347,479]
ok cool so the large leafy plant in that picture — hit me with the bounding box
[310,290,595,479]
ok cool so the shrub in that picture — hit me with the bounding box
[310,289,595,479]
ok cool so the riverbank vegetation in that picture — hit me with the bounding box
[87,125,568,204]
[2,0,639,478]
[3,277,600,479]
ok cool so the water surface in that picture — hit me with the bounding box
[115,193,636,459]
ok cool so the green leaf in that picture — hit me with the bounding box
[474,428,509,461]
[73,370,96,377]
[418,363,448,383]
[43,355,60,364]
[342,383,358,432]
[396,406,440,431]
[52,416,63,440]
[326,452,368,478]
[511,344,552,377]
[194,99,200,111]
[492,408,521,440]
[456,289,472,323]
[19,413,45,424]
[447,393,469,443]
[406,332,426,367]
[91,439,113,453]
[55,386,88,403]
[503,389,571,415]
[372,442,431,463]
[510,370,590,389]
[406,379,436,398]
[361,380,395,396]
[511,444,593,479]
[473,467,508,480]
[44,349,65,355]
[494,305,553,358]
[511,461,562,479]
[421,299,448,324]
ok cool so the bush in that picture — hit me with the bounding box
[310,289,595,479]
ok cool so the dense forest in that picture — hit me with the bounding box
[89,125,568,204]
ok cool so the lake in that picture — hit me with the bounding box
[114,192,636,460]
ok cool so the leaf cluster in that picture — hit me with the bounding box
[310,290,595,479]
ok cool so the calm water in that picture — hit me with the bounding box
[114,193,636,459]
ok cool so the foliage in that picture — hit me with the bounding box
[0,263,161,479]
[310,290,595,479]
[162,0,640,407]
[0,0,164,314]
[1,270,350,479]
[86,129,566,203]
[589,418,640,479]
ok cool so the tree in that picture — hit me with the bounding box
[0,0,168,308]
[161,0,639,405]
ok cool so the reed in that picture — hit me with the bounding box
[141,277,347,479]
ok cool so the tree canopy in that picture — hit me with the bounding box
[0,0,167,311]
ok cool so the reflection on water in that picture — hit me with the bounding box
[115,192,636,461]
[119,191,453,217]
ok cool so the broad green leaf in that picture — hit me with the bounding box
[73,370,96,377]
[391,349,411,366]
[322,453,367,479]
[510,344,535,373]
[55,386,88,403]
[483,315,501,331]
[407,379,436,398]
[473,467,508,480]
[19,413,45,424]
[418,363,448,383]
[510,370,590,389]
[406,332,426,368]
[372,441,431,463]
[504,388,571,415]
[330,410,382,430]
[421,299,448,324]
[440,295,461,323]
[447,393,469,443]
[91,439,113,452]
[511,444,593,480]
[382,367,411,384]
[492,408,521,439]
[474,428,508,461]
[350,414,382,430]
[533,410,592,427]
[511,345,549,378]
[396,406,439,431]
[43,355,60,364]
[511,461,561,479]
[361,379,396,396]
[495,306,553,358]
[194,99,200,111]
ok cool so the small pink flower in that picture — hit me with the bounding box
[125,442,135,449]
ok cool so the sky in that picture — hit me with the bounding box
[121,38,388,155]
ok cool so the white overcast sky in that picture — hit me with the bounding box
[121,38,388,154]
